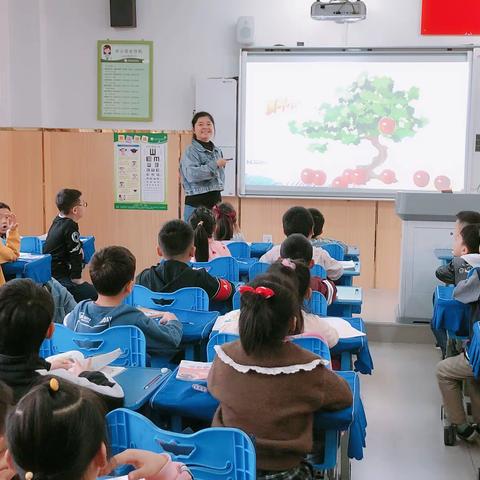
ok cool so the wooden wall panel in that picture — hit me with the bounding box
[43,131,181,274]
[375,201,402,289]
[239,198,377,288]
[0,131,44,234]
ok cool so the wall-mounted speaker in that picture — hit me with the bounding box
[236,16,255,45]
[110,0,137,28]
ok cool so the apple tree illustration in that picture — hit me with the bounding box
[289,75,428,187]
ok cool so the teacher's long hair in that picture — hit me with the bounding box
[189,207,215,262]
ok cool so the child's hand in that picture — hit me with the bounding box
[158,312,178,325]
[68,358,92,375]
[49,357,74,371]
[6,214,18,231]
[0,445,15,480]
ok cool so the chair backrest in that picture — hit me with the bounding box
[207,333,331,365]
[320,242,345,261]
[248,261,270,281]
[232,290,241,310]
[304,290,327,316]
[107,408,256,479]
[226,241,251,258]
[126,285,209,311]
[311,264,326,278]
[39,324,146,367]
[191,256,240,282]
[250,242,273,258]
[20,236,43,254]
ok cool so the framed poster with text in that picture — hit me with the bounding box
[98,40,153,121]
[114,132,168,210]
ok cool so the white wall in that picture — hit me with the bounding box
[5,0,480,129]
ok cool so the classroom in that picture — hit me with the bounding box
[1,0,480,479]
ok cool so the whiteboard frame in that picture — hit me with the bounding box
[237,47,478,200]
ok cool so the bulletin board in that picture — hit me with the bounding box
[98,40,153,121]
[421,0,480,35]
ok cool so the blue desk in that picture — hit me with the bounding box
[2,253,52,283]
[434,248,453,266]
[328,287,362,317]
[331,318,373,375]
[250,242,273,258]
[116,367,171,410]
[468,322,480,378]
[337,261,361,287]
[344,246,360,262]
[150,368,367,462]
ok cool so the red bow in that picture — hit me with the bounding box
[238,285,275,299]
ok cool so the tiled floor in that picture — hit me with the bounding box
[352,342,480,480]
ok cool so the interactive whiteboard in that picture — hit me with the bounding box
[238,48,476,199]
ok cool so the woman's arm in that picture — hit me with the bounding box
[181,147,218,183]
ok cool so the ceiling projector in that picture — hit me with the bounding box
[311,0,367,23]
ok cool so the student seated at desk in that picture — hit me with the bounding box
[208,274,352,479]
[213,202,245,241]
[0,202,20,286]
[44,189,97,302]
[436,269,480,442]
[136,220,234,306]
[189,206,231,261]
[214,260,339,347]
[5,377,192,480]
[308,207,348,255]
[435,212,480,285]
[0,279,123,407]
[64,246,182,361]
[280,233,337,304]
[0,380,14,480]
[259,206,343,281]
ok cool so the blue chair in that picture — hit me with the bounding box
[126,285,209,311]
[248,261,269,281]
[39,324,146,367]
[321,242,345,261]
[20,236,43,254]
[311,264,326,278]
[226,241,251,258]
[107,408,256,479]
[191,256,240,282]
[207,333,331,365]
[304,290,328,316]
[232,290,241,310]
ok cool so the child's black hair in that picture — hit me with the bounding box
[89,246,136,296]
[239,274,297,356]
[280,233,313,264]
[282,206,314,237]
[0,279,54,356]
[6,377,108,480]
[55,189,82,215]
[213,202,238,241]
[0,380,13,434]
[189,207,215,262]
[192,111,215,140]
[308,208,325,239]
[460,224,480,254]
[158,220,194,258]
[0,203,11,211]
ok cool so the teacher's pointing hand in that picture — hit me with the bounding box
[216,158,227,168]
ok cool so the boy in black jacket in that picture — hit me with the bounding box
[136,220,234,307]
[44,189,97,302]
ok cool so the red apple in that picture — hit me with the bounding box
[379,169,397,184]
[342,169,355,184]
[434,175,451,191]
[378,117,396,135]
[352,167,369,185]
[301,168,315,184]
[413,170,430,188]
[332,176,349,188]
[312,170,327,186]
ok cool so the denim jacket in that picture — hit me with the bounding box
[180,139,224,196]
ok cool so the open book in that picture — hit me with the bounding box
[46,348,125,377]
[176,360,212,381]
[339,260,356,269]
[137,306,166,318]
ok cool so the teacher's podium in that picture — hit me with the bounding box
[395,192,480,323]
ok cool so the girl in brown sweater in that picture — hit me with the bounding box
[207,273,352,479]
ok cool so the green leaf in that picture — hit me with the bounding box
[407,86,419,100]
[308,143,328,153]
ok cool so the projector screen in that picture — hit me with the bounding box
[238,49,474,199]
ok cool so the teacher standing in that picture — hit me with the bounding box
[180,112,227,221]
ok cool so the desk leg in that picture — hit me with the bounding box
[340,430,351,480]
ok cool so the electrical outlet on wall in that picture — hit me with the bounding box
[263,234,273,243]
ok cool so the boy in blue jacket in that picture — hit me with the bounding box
[64,246,182,360]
